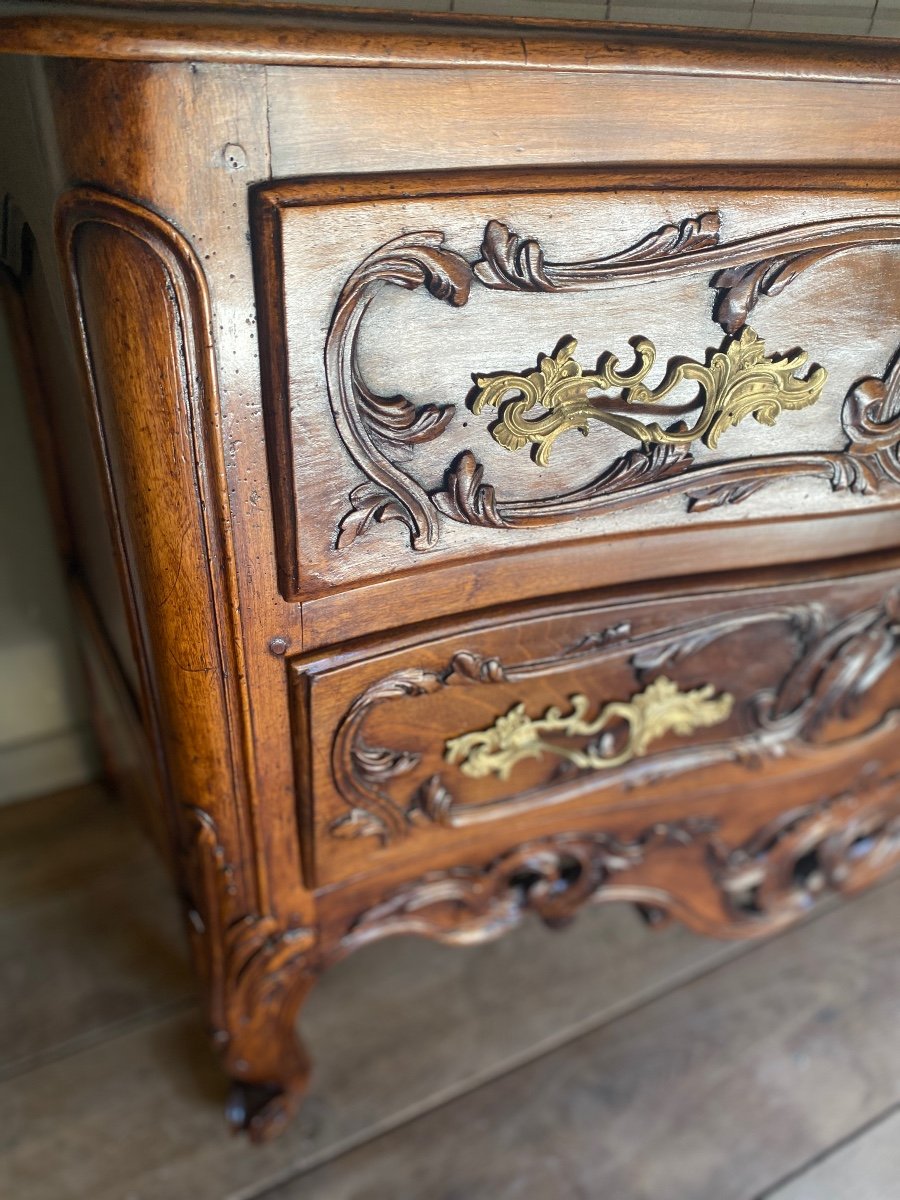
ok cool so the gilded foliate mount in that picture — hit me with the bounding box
[471,327,827,467]
[444,675,735,780]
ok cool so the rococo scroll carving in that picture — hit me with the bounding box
[324,212,900,550]
[329,590,900,845]
[342,817,719,949]
[330,649,513,844]
[184,806,315,1025]
[328,231,472,552]
[183,805,316,1139]
[711,773,900,925]
[341,772,900,951]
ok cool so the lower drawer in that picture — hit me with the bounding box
[292,558,900,888]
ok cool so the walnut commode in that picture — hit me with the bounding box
[1,3,899,1142]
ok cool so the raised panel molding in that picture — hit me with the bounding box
[255,177,900,597]
[326,211,900,550]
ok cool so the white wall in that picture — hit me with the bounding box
[0,311,97,804]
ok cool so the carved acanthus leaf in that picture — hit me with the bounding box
[686,477,771,512]
[444,650,508,684]
[474,212,721,291]
[582,441,694,493]
[561,623,632,658]
[408,774,455,827]
[336,482,417,550]
[713,775,900,924]
[600,211,723,263]
[842,373,900,484]
[712,248,841,334]
[356,377,455,452]
[474,219,553,291]
[431,451,508,527]
[330,807,390,843]
[353,738,421,784]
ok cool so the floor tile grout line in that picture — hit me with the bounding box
[239,886,874,1200]
[752,1094,900,1200]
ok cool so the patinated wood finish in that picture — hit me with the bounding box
[1,3,899,1141]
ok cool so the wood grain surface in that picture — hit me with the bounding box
[1,3,900,74]
[268,65,900,175]
[0,793,748,1200]
[264,878,900,1200]
[4,786,898,1200]
[765,1107,900,1200]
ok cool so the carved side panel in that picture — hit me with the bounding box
[56,193,313,1115]
[255,173,900,600]
[59,192,252,910]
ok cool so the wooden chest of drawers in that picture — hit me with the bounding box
[2,2,900,1141]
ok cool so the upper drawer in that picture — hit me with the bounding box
[254,170,900,602]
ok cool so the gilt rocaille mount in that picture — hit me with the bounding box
[471,328,826,467]
[324,211,900,552]
[444,676,735,780]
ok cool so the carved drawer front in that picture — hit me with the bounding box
[291,563,900,887]
[256,173,900,602]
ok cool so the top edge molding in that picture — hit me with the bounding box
[1,3,900,80]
